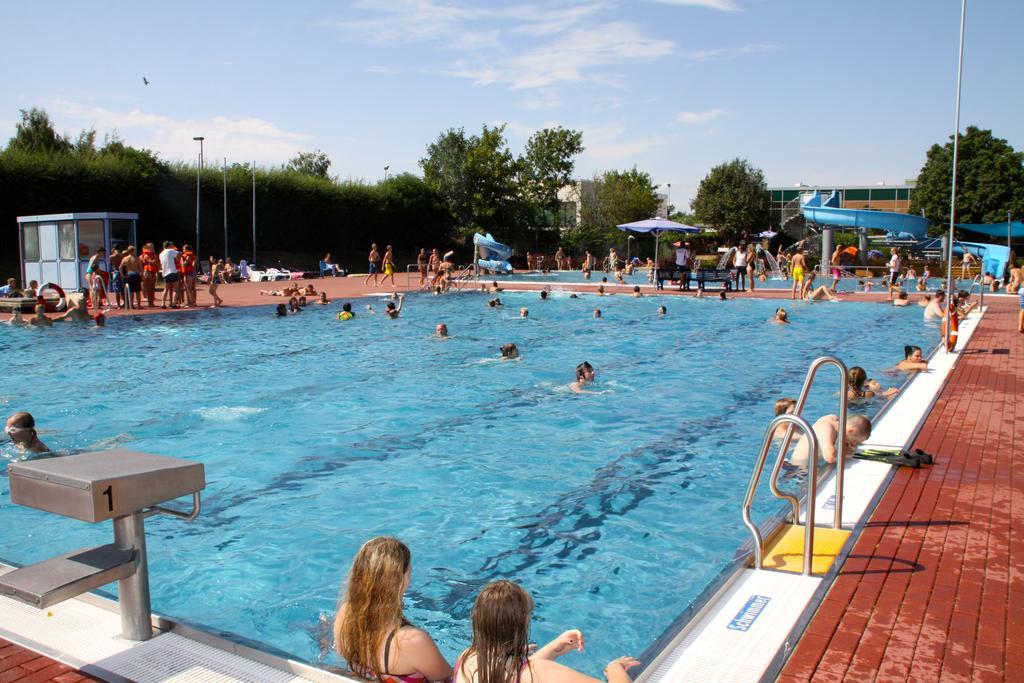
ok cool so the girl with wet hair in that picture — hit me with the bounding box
[455,580,638,683]
[334,537,451,683]
[895,345,929,373]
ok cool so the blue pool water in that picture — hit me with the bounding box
[490,269,954,292]
[0,292,936,673]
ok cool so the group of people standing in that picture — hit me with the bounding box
[83,241,227,310]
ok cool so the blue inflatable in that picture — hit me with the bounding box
[474,233,513,274]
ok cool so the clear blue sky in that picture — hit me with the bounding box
[1,0,1020,207]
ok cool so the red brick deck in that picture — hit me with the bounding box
[0,638,100,682]
[780,298,1023,682]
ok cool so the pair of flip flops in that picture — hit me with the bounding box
[853,448,935,468]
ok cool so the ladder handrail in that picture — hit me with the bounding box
[966,277,985,310]
[741,413,820,575]
[774,356,849,530]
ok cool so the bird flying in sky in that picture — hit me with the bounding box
[143,77,149,85]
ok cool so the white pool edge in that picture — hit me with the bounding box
[634,308,985,683]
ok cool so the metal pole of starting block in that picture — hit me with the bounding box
[113,511,153,640]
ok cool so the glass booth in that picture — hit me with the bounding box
[16,212,138,292]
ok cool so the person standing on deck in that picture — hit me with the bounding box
[180,244,197,307]
[732,244,748,290]
[417,248,428,285]
[120,246,143,309]
[381,245,396,287]
[674,241,691,291]
[365,243,381,286]
[830,244,844,292]
[790,249,807,300]
[158,241,180,308]
[429,248,441,279]
[887,248,902,302]
[746,244,757,293]
[140,242,159,306]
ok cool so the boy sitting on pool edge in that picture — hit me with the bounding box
[788,414,871,466]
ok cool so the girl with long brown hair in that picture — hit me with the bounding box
[455,581,638,683]
[334,537,452,683]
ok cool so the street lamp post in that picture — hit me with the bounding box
[193,137,205,258]
[223,157,228,261]
[666,183,672,219]
[384,165,390,181]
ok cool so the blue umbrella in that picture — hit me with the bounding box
[617,218,700,260]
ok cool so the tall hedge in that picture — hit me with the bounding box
[0,149,454,275]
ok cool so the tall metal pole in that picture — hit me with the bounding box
[223,157,228,261]
[944,0,967,351]
[252,161,257,266]
[193,137,205,257]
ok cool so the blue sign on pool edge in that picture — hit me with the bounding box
[727,595,771,632]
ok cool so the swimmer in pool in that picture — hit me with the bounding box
[632,286,643,298]
[4,412,50,454]
[571,361,597,394]
[657,305,667,316]
[772,397,796,439]
[435,323,448,338]
[500,343,519,360]
[895,345,929,373]
[338,302,355,320]
[29,304,53,327]
[893,291,910,306]
[384,294,405,318]
[317,292,330,305]
[488,298,503,308]
[772,307,789,324]
[847,366,897,401]
[520,308,529,318]
[593,309,602,319]
[790,414,872,466]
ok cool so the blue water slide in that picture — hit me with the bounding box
[802,206,930,241]
[473,233,514,273]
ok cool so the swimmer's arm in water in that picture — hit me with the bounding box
[533,629,585,661]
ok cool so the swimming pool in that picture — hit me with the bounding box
[0,293,935,673]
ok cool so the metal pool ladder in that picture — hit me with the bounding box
[741,356,850,576]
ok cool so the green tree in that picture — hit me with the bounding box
[520,126,584,225]
[6,108,71,153]
[420,125,519,234]
[286,150,332,178]
[691,158,770,241]
[595,167,660,227]
[910,126,1024,234]
[562,169,659,253]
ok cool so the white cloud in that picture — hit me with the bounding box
[451,22,674,90]
[317,0,478,44]
[576,122,667,167]
[450,29,501,50]
[646,0,742,11]
[365,65,400,75]
[47,99,311,164]
[521,90,564,110]
[682,43,777,62]
[317,2,608,47]
[676,108,726,124]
